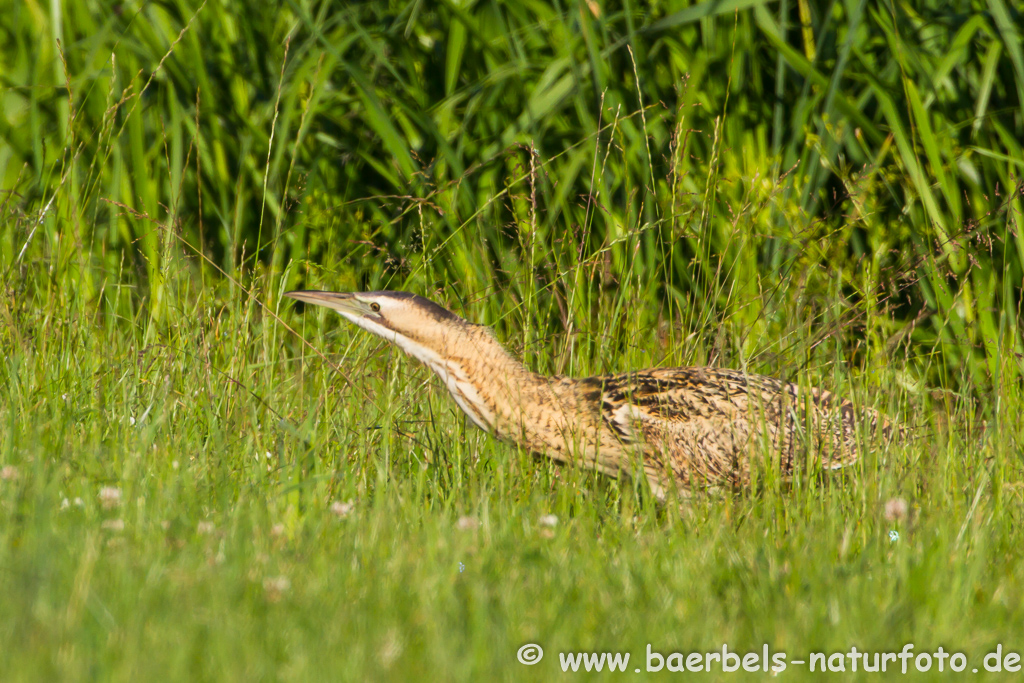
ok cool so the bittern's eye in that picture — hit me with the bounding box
[370,302,381,312]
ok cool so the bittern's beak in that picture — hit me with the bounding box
[285,291,373,318]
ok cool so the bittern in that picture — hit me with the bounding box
[286,290,893,500]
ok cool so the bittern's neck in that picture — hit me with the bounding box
[395,324,556,437]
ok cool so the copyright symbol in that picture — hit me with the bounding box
[517,643,544,665]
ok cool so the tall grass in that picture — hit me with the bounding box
[4,0,1023,383]
[1,0,1023,680]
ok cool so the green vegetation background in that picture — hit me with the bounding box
[1,0,1023,680]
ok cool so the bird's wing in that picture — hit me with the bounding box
[596,367,785,441]
[596,366,862,474]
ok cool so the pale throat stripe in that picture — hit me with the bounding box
[368,323,496,432]
[427,359,495,432]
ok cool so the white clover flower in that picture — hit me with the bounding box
[331,500,355,518]
[99,487,122,509]
[884,497,909,522]
[263,575,291,602]
[539,514,559,528]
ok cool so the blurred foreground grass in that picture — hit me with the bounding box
[2,0,1024,680]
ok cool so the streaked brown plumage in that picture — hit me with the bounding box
[286,290,895,500]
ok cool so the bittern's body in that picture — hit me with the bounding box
[287,290,893,499]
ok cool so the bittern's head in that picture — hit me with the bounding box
[285,290,471,361]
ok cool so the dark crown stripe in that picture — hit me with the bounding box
[364,291,465,325]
